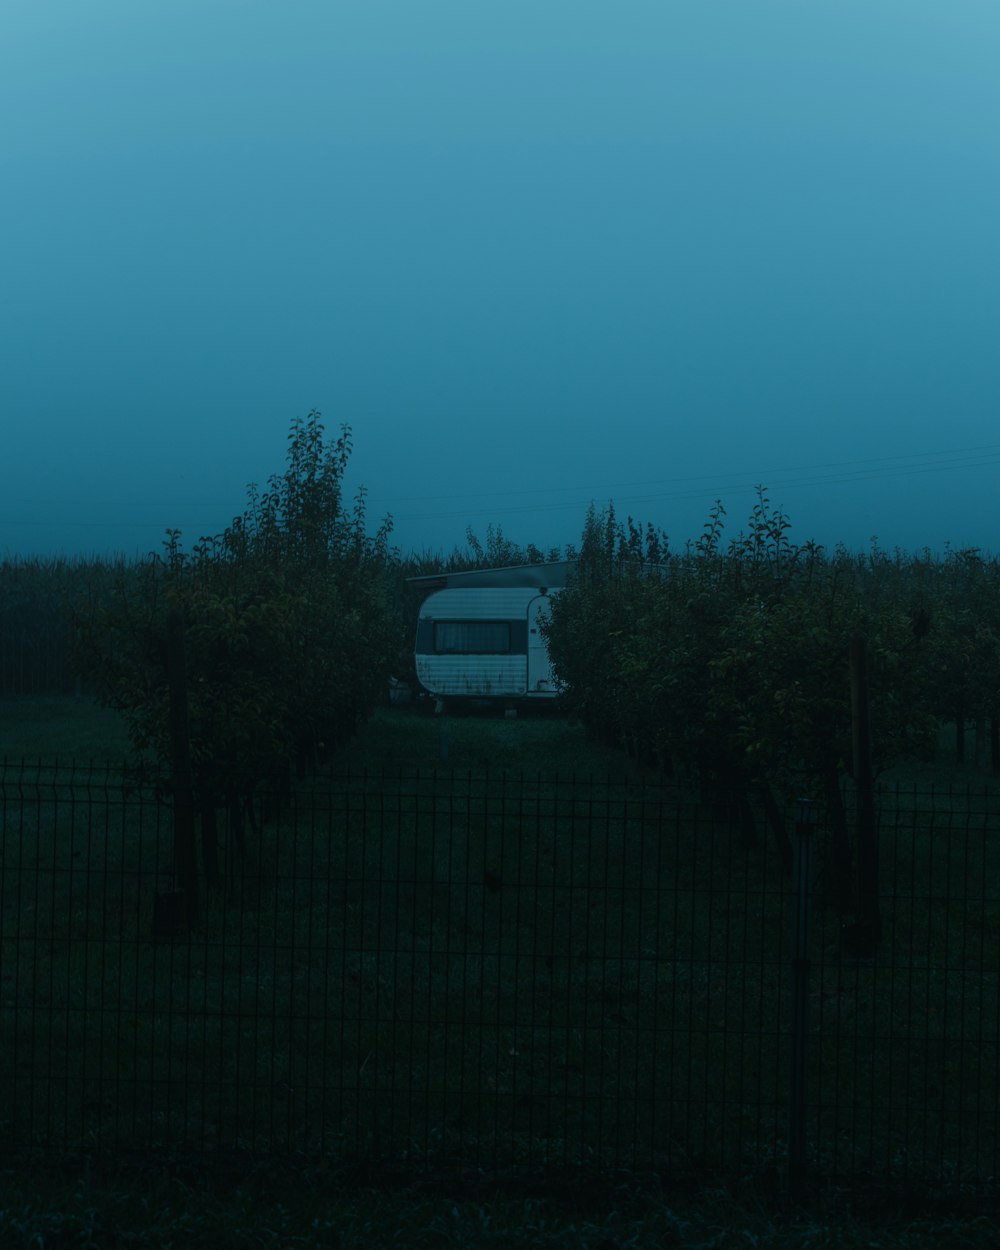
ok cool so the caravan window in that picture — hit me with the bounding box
[434,621,511,654]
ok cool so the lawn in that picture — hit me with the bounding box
[3,1156,999,1249]
[0,693,133,763]
[1,697,998,1208]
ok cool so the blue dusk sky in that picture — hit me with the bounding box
[2,0,998,563]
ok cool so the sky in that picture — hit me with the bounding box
[2,0,999,564]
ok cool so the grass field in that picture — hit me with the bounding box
[2,737,791,1170]
[4,1158,999,1249]
[1,696,999,1238]
[0,694,134,762]
[3,1155,999,1249]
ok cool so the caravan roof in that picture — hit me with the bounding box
[406,560,578,592]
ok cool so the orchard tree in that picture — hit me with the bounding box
[71,412,402,891]
[543,492,943,915]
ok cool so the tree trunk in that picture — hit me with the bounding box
[227,785,248,861]
[850,635,880,950]
[166,608,198,929]
[738,790,758,850]
[756,779,793,875]
[716,762,758,851]
[200,799,222,891]
[822,763,854,914]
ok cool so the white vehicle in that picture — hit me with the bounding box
[409,561,575,703]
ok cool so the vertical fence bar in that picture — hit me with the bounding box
[851,634,881,952]
[4,757,1000,1193]
[788,798,813,1199]
[166,607,198,930]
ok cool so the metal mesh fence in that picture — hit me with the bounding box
[1,762,997,1195]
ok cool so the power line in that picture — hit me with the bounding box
[392,452,1000,523]
[3,440,1000,513]
[2,441,997,530]
[371,441,1000,508]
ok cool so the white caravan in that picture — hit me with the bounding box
[409,561,575,703]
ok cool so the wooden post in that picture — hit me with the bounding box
[788,798,813,1200]
[850,634,880,949]
[166,607,198,929]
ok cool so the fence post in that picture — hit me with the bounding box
[166,606,198,929]
[850,634,881,952]
[788,797,813,1200]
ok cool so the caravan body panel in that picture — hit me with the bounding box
[415,586,561,699]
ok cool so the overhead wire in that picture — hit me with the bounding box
[1,441,998,530]
[370,441,1000,508]
[389,448,1000,523]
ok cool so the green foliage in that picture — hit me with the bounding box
[0,555,133,695]
[68,411,402,797]
[541,491,994,909]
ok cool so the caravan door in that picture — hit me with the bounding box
[526,594,557,694]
